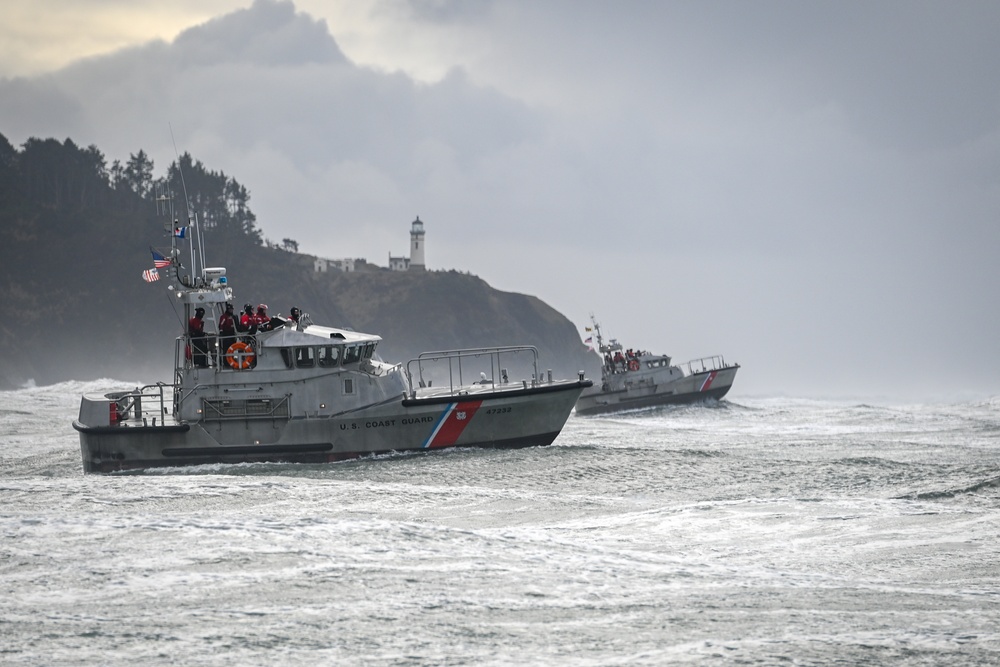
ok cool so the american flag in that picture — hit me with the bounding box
[142,268,160,282]
[150,248,171,268]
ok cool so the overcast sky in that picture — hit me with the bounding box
[2,0,998,401]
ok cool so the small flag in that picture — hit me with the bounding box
[585,327,593,332]
[584,337,592,344]
[174,226,187,239]
[142,268,160,282]
[151,248,171,268]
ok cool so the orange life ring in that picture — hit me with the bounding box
[627,359,640,372]
[226,341,256,370]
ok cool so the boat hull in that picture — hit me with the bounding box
[75,381,590,473]
[574,366,738,417]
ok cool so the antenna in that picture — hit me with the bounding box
[154,183,182,282]
[169,123,200,282]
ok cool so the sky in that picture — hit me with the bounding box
[2,0,999,401]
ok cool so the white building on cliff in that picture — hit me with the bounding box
[314,257,357,273]
[389,216,426,272]
[316,216,427,273]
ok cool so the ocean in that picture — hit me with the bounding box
[2,380,999,665]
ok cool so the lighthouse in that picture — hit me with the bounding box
[409,216,426,271]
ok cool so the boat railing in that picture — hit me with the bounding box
[681,355,734,375]
[106,383,173,426]
[405,346,542,399]
[175,332,262,371]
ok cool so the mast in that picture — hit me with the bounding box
[589,314,606,353]
[167,126,206,287]
[154,155,231,321]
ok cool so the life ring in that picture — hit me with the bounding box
[226,341,256,370]
[627,359,640,372]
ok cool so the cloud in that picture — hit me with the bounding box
[0,0,250,78]
[173,0,348,67]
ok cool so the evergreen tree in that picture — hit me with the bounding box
[124,150,154,198]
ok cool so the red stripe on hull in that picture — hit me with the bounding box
[428,400,483,448]
[699,371,718,392]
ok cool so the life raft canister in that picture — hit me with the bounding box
[628,359,640,372]
[226,341,255,370]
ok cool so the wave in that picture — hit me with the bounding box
[584,398,747,421]
[896,475,1000,501]
[1,377,148,396]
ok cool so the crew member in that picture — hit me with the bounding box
[188,307,209,368]
[613,351,626,373]
[238,303,256,334]
[288,306,306,331]
[253,304,271,331]
[218,303,238,367]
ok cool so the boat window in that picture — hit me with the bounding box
[318,345,341,368]
[363,343,375,360]
[343,378,354,394]
[280,348,293,368]
[343,345,362,365]
[295,347,315,368]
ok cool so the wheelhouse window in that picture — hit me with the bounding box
[343,378,354,394]
[295,346,315,368]
[362,343,375,360]
[318,345,341,368]
[343,345,362,365]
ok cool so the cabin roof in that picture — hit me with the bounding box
[261,324,381,347]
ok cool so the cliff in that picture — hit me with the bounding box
[0,258,597,389]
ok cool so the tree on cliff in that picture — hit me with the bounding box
[0,131,269,385]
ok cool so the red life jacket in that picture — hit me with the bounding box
[219,313,236,335]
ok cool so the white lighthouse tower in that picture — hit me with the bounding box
[409,216,426,271]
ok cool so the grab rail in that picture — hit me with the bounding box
[405,346,541,399]
[176,333,262,371]
[107,383,172,426]
[681,355,735,375]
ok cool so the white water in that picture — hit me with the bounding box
[2,381,999,665]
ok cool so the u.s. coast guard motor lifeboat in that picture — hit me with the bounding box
[72,213,591,473]
[574,315,738,416]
